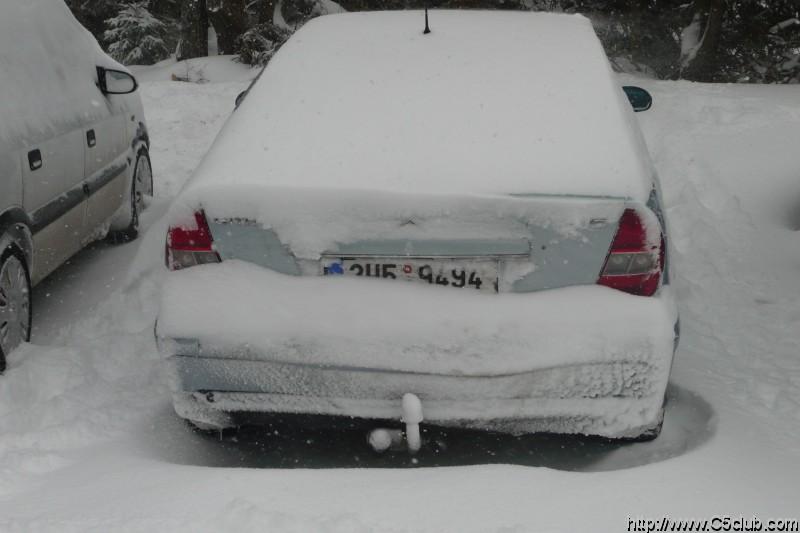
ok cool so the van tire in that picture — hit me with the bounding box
[109,149,152,243]
[0,247,32,374]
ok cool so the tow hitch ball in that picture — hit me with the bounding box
[368,393,424,454]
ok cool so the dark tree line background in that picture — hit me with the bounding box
[67,0,800,83]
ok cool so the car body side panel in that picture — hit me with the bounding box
[23,129,87,282]
[30,202,87,285]
[21,129,84,223]
[0,147,32,267]
[85,104,130,232]
[84,155,130,238]
[0,143,23,225]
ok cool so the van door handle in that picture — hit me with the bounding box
[28,149,42,171]
[83,183,91,196]
[86,129,96,147]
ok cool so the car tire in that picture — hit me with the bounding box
[109,149,153,243]
[0,247,32,374]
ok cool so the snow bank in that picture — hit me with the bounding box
[634,80,800,230]
[185,11,654,203]
[0,276,164,498]
[130,55,257,84]
[629,77,800,449]
[0,0,125,146]
[137,78,249,197]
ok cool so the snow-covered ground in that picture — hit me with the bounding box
[1,58,799,531]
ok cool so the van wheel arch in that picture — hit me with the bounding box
[109,147,152,243]
[0,211,34,274]
[0,243,32,373]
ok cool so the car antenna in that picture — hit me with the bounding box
[423,5,431,34]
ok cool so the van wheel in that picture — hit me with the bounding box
[110,150,153,243]
[0,249,32,373]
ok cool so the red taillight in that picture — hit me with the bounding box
[166,210,221,270]
[598,208,663,297]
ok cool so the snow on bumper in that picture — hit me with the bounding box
[157,261,678,436]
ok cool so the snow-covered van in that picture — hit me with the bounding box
[157,11,678,441]
[0,0,152,369]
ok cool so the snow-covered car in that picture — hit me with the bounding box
[0,0,153,370]
[156,11,678,441]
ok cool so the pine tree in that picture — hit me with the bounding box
[208,0,249,55]
[69,0,800,82]
[236,22,291,66]
[178,0,209,60]
[67,0,123,38]
[105,2,171,65]
[235,0,344,65]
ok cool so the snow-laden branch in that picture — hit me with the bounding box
[770,18,800,34]
[679,13,704,69]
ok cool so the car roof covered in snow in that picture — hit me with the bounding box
[187,10,655,202]
[0,0,127,147]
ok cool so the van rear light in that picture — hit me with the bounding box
[166,210,221,270]
[598,208,663,297]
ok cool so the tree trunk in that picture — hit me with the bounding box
[178,0,209,60]
[255,0,277,25]
[208,0,248,55]
[680,0,724,82]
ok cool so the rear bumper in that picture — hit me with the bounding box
[171,388,664,439]
[163,354,670,438]
[157,262,678,438]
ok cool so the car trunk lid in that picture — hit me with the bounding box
[194,188,633,293]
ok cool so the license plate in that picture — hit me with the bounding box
[321,257,498,292]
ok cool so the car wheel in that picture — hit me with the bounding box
[110,149,153,243]
[0,249,32,373]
